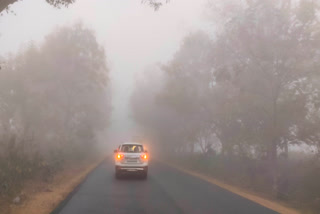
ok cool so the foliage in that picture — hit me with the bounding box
[0,23,110,196]
[131,0,320,206]
[0,0,167,14]
[0,0,74,14]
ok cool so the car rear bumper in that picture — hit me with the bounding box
[115,160,148,167]
[115,165,148,173]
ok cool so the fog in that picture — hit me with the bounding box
[0,0,208,147]
[1,1,320,213]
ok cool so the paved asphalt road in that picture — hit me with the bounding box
[57,158,278,214]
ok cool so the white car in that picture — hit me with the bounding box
[114,142,148,179]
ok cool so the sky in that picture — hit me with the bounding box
[0,0,209,146]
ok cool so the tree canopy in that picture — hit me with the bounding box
[0,0,166,14]
[131,0,320,197]
[0,0,74,13]
[0,23,111,195]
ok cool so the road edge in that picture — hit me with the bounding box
[50,157,107,214]
[160,160,300,214]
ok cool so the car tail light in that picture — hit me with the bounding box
[141,154,148,160]
[116,154,124,160]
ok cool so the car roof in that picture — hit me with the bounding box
[121,142,143,146]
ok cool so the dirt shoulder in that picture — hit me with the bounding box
[7,157,106,214]
[162,160,300,214]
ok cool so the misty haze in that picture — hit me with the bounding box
[0,0,320,214]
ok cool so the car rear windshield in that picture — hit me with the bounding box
[120,145,144,153]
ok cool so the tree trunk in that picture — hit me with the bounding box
[270,88,280,198]
[278,140,289,200]
[189,142,194,153]
[270,139,278,197]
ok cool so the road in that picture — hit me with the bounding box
[56,158,278,214]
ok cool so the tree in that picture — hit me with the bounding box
[159,31,214,151]
[0,0,167,14]
[131,31,216,153]
[210,0,320,196]
[0,23,111,196]
[131,0,320,199]
[131,65,180,153]
[0,0,75,14]
[0,22,110,161]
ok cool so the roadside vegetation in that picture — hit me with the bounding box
[131,1,320,213]
[0,23,111,212]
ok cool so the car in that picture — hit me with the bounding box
[114,142,148,179]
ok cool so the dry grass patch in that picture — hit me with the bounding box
[7,157,105,214]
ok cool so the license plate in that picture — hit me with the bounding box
[126,159,138,163]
